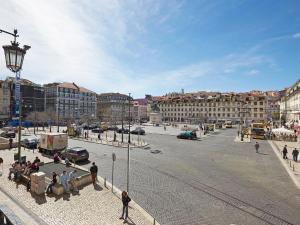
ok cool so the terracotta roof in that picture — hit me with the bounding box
[98,92,129,97]
[79,86,95,94]
[57,82,78,89]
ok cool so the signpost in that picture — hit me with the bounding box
[112,153,116,193]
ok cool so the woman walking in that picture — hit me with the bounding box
[120,191,131,222]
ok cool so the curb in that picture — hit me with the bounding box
[268,140,300,190]
[0,186,47,225]
[70,137,149,149]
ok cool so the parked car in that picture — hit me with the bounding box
[108,126,118,131]
[61,147,89,163]
[117,128,129,134]
[177,131,197,140]
[21,135,39,149]
[92,128,103,133]
[1,131,16,138]
[130,128,145,135]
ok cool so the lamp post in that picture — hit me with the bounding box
[127,93,132,193]
[1,29,30,160]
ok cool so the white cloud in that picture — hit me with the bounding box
[246,69,260,76]
[0,0,273,97]
[293,32,300,38]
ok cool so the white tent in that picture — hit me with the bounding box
[272,127,294,135]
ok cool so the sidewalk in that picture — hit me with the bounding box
[270,140,300,189]
[0,148,157,225]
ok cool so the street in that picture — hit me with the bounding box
[69,128,300,225]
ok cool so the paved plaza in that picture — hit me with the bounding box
[68,128,300,225]
[0,148,155,225]
[0,126,299,225]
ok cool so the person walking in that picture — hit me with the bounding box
[237,130,240,137]
[90,162,98,185]
[283,145,288,159]
[46,172,57,194]
[119,191,131,222]
[9,138,13,150]
[60,171,69,193]
[292,148,299,162]
[254,142,259,153]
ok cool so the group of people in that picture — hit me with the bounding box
[46,169,79,194]
[282,145,299,162]
[8,156,41,181]
[270,133,298,142]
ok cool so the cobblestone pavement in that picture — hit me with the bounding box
[0,149,154,225]
[69,128,300,225]
[272,141,300,186]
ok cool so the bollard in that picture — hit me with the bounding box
[290,161,292,167]
[104,177,107,188]
[154,218,156,225]
[293,164,295,171]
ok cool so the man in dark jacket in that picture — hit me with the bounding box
[292,148,299,162]
[90,162,98,185]
[283,145,288,159]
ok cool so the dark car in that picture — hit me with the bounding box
[91,128,103,133]
[177,131,197,140]
[108,126,118,131]
[1,131,16,138]
[21,137,39,149]
[61,147,89,163]
[130,128,145,135]
[117,128,129,134]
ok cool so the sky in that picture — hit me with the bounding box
[0,0,300,98]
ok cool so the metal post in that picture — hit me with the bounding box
[127,143,130,193]
[128,93,131,144]
[121,101,124,143]
[112,160,114,192]
[18,96,22,160]
[57,100,60,132]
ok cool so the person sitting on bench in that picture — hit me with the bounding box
[8,161,18,180]
[33,156,41,164]
[31,162,39,172]
[23,161,32,175]
[53,153,60,163]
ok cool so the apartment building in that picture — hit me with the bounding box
[0,77,45,120]
[44,82,96,122]
[153,91,278,124]
[280,79,300,124]
[0,80,11,120]
[97,93,132,123]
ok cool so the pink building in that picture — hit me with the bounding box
[133,99,148,122]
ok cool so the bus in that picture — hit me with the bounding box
[251,122,266,139]
[225,120,233,128]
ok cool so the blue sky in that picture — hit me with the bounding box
[0,0,299,98]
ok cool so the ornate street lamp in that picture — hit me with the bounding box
[1,28,30,160]
[1,29,30,73]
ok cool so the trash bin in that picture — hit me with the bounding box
[14,153,18,161]
[21,156,26,163]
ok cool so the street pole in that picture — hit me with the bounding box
[127,143,130,193]
[57,100,60,132]
[18,95,22,160]
[121,101,124,143]
[128,93,131,144]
